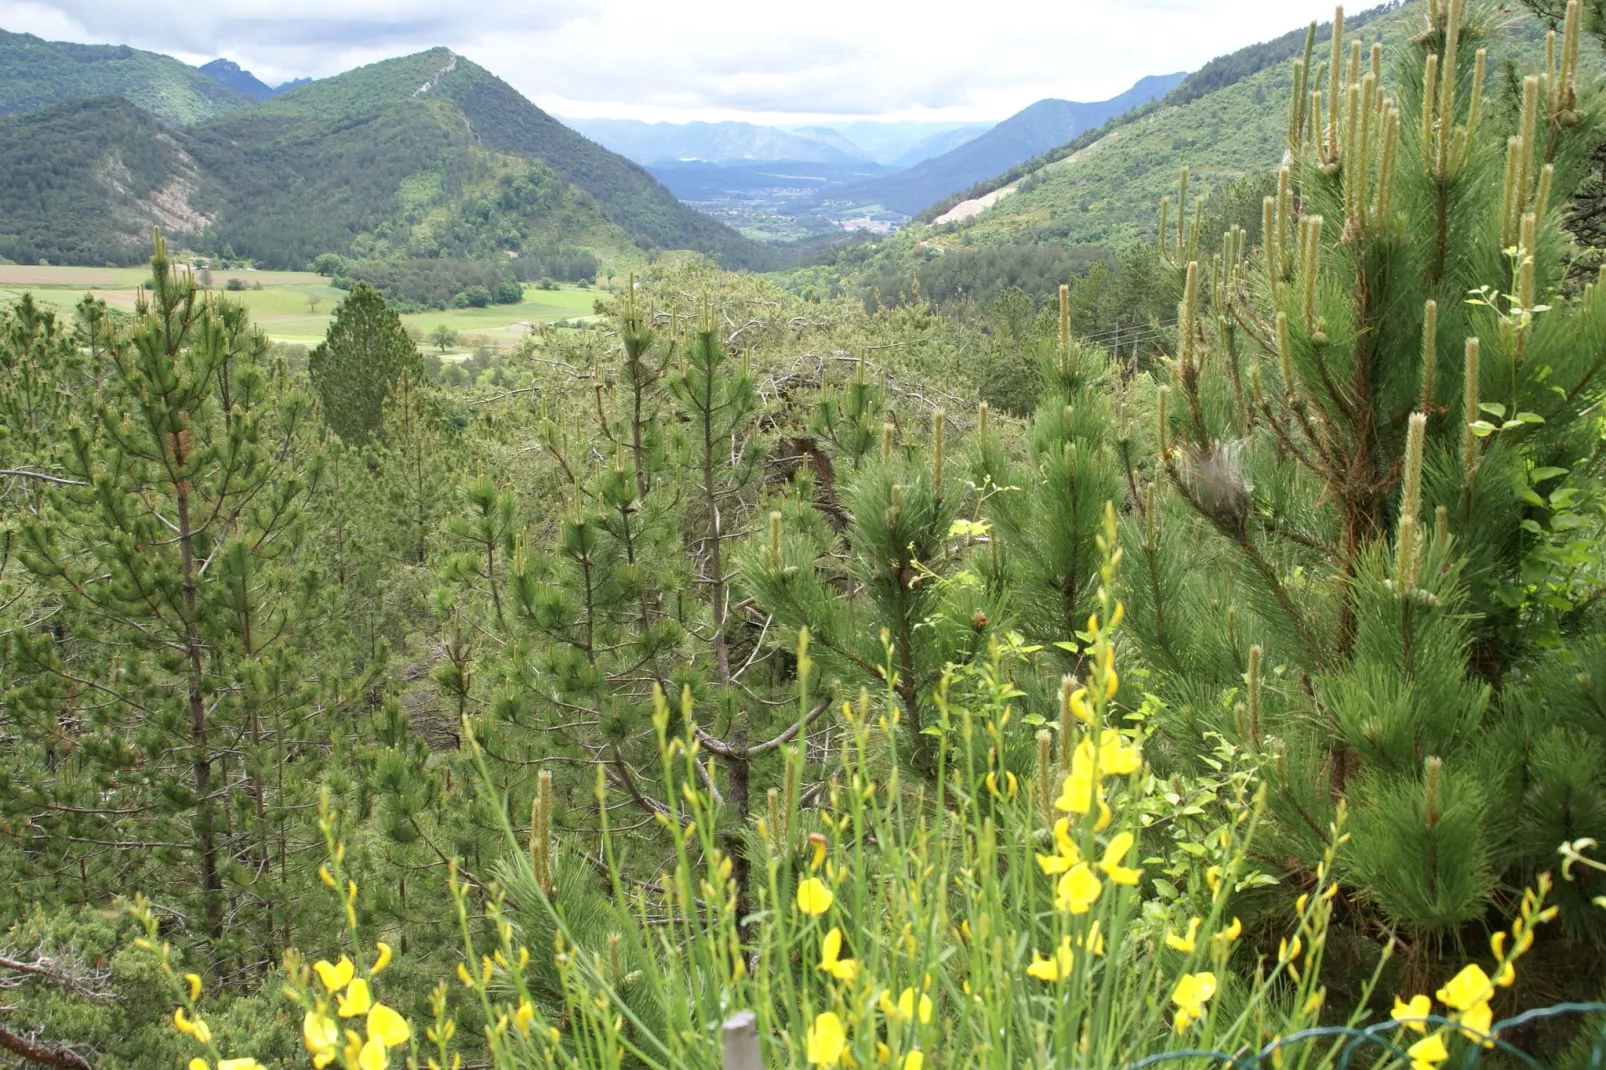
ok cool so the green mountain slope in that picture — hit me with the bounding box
[836,73,1187,216]
[187,86,637,272]
[948,0,1578,248]
[929,7,1413,248]
[0,97,210,265]
[0,29,254,125]
[230,49,766,268]
[0,45,764,275]
[187,101,632,273]
[797,0,1574,306]
[0,84,641,276]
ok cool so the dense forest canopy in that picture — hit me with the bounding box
[0,28,254,125]
[0,97,200,266]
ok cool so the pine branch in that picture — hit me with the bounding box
[0,954,113,1001]
[0,1023,93,1070]
[750,699,832,755]
[0,949,114,1067]
[0,470,88,487]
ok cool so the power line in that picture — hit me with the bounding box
[1073,321,1178,347]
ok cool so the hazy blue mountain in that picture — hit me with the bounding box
[789,126,869,161]
[884,125,989,169]
[836,72,1188,216]
[198,60,309,101]
[821,120,993,166]
[198,59,276,100]
[565,115,1000,171]
[563,117,873,165]
[647,159,895,202]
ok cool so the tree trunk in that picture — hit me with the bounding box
[173,428,223,947]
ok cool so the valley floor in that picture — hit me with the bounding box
[0,264,601,348]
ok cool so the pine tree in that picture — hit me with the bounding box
[373,372,457,569]
[746,398,1005,771]
[1124,1,1606,941]
[983,285,1126,666]
[420,290,787,922]
[0,294,87,484]
[309,282,423,442]
[1521,0,1606,264]
[1,236,346,966]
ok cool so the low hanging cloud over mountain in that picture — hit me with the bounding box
[0,0,1345,122]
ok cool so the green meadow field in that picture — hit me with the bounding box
[0,265,602,348]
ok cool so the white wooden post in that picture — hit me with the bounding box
[722,1010,761,1070]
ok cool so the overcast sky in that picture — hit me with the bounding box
[0,0,1347,124]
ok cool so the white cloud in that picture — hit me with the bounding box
[1,0,1354,121]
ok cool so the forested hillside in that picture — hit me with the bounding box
[0,28,254,124]
[0,43,770,274]
[210,49,768,268]
[0,97,209,266]
[187,77,643,275]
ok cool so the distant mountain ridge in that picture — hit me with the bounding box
[837,72,1188,216]
[0,27,254,125]
[566,115,995,170]
[0,44,773,270]
[915,2,1405,225]
[198,59,306,101]
[566,117,875,165]
[883,126,989,169]
[822,120,993,167]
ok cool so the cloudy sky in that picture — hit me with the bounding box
[1,0,1345,124]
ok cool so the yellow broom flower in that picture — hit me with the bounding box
[797,877,835,916]
[806,1011,847,1065]
[1392,994,1431,1033]
[313,956,355,993]
[818,927,860,982]
[1407,1033,1450,1070]
[1098,831,1142,885]
[1165,918,1202,953]
[1436,964,1493,1012]
[1172,971,1217,1031]
[1054,863,1102,914]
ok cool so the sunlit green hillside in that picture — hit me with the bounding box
[792,0,1581,308]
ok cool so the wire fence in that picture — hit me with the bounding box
[718,1003,1606,1070]
[1128,1004,1606,1070]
